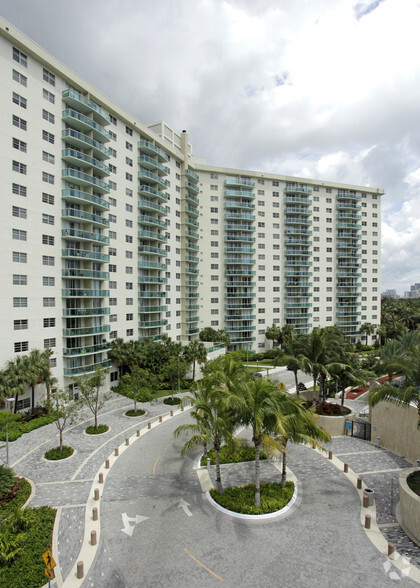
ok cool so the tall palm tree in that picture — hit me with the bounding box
[25,349,48,411]
[376,339,406,382]
[360,322,375,346]
[265,324,281,349]
[183,340,207,380]
[1,357,26,413]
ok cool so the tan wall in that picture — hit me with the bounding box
[316,409,355,437]
[371,403,420,465]
[399,469,420,545]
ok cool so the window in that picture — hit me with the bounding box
[42,193,54,205]
[13,229,27,241]
[12,114,27,130]
[126,266,133,274]
[109,264,117,272]
[42,130,55,144]
[109,281,117,289]
[13,274,27,285]
[13,297,27,307]
[210,185,218,191]
[43,318,56,328]
[126,141,133,151]
[110,330,117,339]
[13,161,26,174]
[44,338,56,348]
[12,206,26,219]
[12,92,27,108]
[126,282,133,289]
[126,126,133,136]
[109,130,117,141]
[125,219,133,228]
[109,214,117,223]
[109,298,117,306]
[42,151,55,164]
[13,46,27,66]
[43,88,55,103]
[42,214,54,225]
[14,319,28,330]
[42,276,55,286]
[42,235,54,246]
[13,69,27,86]
[108,164,117,174]
[109,314,117,323]
[109,181,117,190]
[12,138,26,153]
[13,251,27,263]
[13,183,27,196]
[42,109,55,124]
[42,172,54,184]
[126,297,133,305]
[43,68,55,86]
[42,256,55,266]
[14,341,29,353]
[109,197,117,207]
[43,297,55,307]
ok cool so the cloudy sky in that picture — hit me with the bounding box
[2,0,420,295]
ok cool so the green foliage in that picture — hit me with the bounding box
[407,471,420,497]
[0,479,31,517]
[163,397,182,405]
[0,413,55,442]
[304,401,351,416]
[0,466,14,498]
[200,443,267,466]
[210,481,294,515]
[44,446,74,460]
[85,424,109,435]
[125,409,146,417]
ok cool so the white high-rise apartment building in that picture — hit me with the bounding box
[0,19,384,408]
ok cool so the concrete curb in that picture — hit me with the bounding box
[315,446,420,584]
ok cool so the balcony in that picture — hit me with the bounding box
[224,200,255,210]
[138,230,167,242]
[62,249,109,262]
[225,223,255,232]
[186,304,200,311]
[138,260,167,270]
[225,258,255,265]
[62,169,109,194]
[184,267,199,275]
[62,109,109,143]
[63,308,110,317]
[225,269,256,276]
[285,260,312,267]
[62,129,109,160]
[63,342,109,356]
[187,328,200,335]
[225,303,256,309]
[285,302,312,308]
[186,254,199,263]
[62,188,109,210]
[224,235,255,243]
[284,270,312,277]
[284,196,312,205]
[62,268,109,280]
[138,155,168,176]
[62,149,109,176]
[62,289,109,297]
[337,213,361,220]
[224,212,255,221]
[139,305,167,313]
[138,245,167,257]
[138,276,167,284]
[284,218,312,225]
[185,193,199,206]
[337,192,361,201]
[225,247,255,254]
[62,89,109,126]
[185,242,199,251]
[225,314,256,321]
[62,228,109,244]
[138,214,167,229]
[284,185,312,195]
[185,168,199,183]
[186,230,199,240]
[336,202,362,211]
[225,281,255,287]
[62,208,109,228]
[285,228,312,236]
[138,170,168,190]
[186,206,199,217]
[224,190,255,199]
[138,184,168,202]
[284,207,312,215]
[186,316,200,323]
[336,222,362,230]
[225,178,255,188]
[284,249,311,256]
[225,326,256,333]
[63,325,111,337]
[138,319,168,328]
[185,181,199,195]
[186,217,199,228]
[138,139,169,162]
[138,291,166,298]
[284,312,312,319]
[63,359,111,377]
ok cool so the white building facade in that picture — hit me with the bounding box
[0,19,384,407]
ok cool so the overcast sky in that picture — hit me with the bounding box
[2,0,420,295]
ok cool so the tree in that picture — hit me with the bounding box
[375,339,406,382]
[360,322,375,346]
[24,349,48,410]
[199,327,230,346]
[1,357,26,414]
[48,388,80,452]
[121,367,158,412]
[162,356,188,399]
[265,324,281,349]
[75,367,109,430]
[183,340,207,380]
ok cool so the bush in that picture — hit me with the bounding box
[210,481,294,515]
[125,409,146,417]
[44,446,74,460]
[163,397,182,405]
[298,382,307,391]
[0,466,15,499]
[85,424,109,435]
[305,401,351,416]
[0,414,57,442]
[408,471,420,497]
[200,443,267,466]
[20,406,49,422]
[251,353,265,361]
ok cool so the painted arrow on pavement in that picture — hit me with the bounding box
[121,512,149,536]
[178,498,193,517]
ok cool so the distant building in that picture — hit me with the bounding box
[404,283,420,299]
[382,289,399,299]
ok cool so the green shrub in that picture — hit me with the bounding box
[0,479,31,519]
[163,397,182,405]
[44,446,74,460]
[0,414,57,443]
[85,424,109,435]
[200,443,267,466]
[298,382,307,391]
[210,481,294,515]
[408,471,420,497]
[305,401,351,416]
[0,466,14,498]
[125,409,146,417]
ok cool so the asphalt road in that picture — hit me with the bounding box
[86,411,417,588]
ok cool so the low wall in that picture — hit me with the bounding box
[371,402,420,465]
[316,409,355,437]
[399,469,420,546]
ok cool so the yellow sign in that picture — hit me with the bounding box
[42,549,56,570]
[45,568,55,580]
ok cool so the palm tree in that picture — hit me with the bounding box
[265,324,281,349]
[25,349,48,411]
[376,339,406,382]
[183,340,207,380]
[360,322,375,346]
[2,356,26,413]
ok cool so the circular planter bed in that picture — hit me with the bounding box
[200,444,267,467]
[210,481,294,515]
[85,424,109,435]
[44,446,74,461]
[125,409,146,417]
[304,402,354,436]
[163,397,182,406]
[399,468,420,545]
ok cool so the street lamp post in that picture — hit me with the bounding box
[5,398,13,466]
[177,354,181,396]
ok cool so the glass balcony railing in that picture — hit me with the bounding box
[62,169,109,194]
[138,199,167,215]
[62,89,109,126]
[284,185,312,194]
[138,139,169,162]
[62,129,110,160]
[225,178,255,188]
[62,149,109,175]
[138,276,167,284]
[62,108,110,143]
[62,208,109,227]
[139,305,167,313]
[62,188,109,210]
[62,308,110,317]
[138,245,167,256]
[63,342,110,356]
[138,230,167,242]
[138,170,168,189]
[185,193,199,205]
[62,249,109,262]
[185,168,199,183]
[138,291,166,298]
[62,268,109,279]
[138,184,168,202]
[63,325,111,337]
[61,228,109,244]
[224,200,255,210]
[63,359,111,376]
[138,261,167,270]
[138,155,168,176]
[138,215,167,229]
[62,289,109,297]
[185,181,199,195]
[138,319,168,328]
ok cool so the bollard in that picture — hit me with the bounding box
[181,405,184,411]
[357,477,362,490]
[92,507,98,521]
[99,472,104,484]
[377,436,381,448]
[148,421,151,429]
[114,448,119,457]
[365,514,371,529]
[159,415,162,423]
[170,410,174,417]
[105,459,110,469]
[312,442,315,449]
[363,494,369,508]
[363,488,375,506]
[416,459,420,469]
[137,429,140,437]
[125,438,129,446]
[94,488,99,501]
[328,450,333,460]
[388,543,395,557]
[344,463,348,473]
[77,561,84,579]
[91,530,97,546]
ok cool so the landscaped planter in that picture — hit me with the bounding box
[316,408,355,437]
[399,468,420,546]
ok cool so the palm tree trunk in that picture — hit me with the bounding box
[14,393,19,414]
[192,360,196,381]
[215,443,223,494]
[46,385,51,414]
[59,428,63,452]
[254,438,261,507]
[281,451,287,487]
[340,385,345,414]
[294,370,299,395]
[31,385,35,411]
[313,375,317,403]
